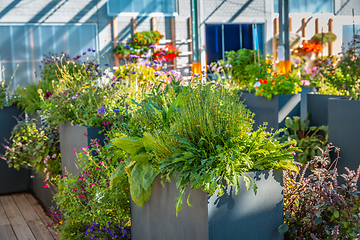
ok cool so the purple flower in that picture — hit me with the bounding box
[194,73,200,77]
[123,45,130,49]
[92,49,96,52]
[113,109,120,113]
[143,52,147,56]
[104,63,109,66]
[132,71,137,74]
[160,52,165,56]
[97,106,106,114]
[83,52,86,55]
[149,45,156,49]
[129,54,140,58]
[45,91,52,99]
[72,94,78,100]
[88,48,92,51]
[73,55,81,60]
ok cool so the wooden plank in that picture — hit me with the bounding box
[0,224,17,240]
[151,17,157,31]
[131,17,137,34]
[24,193,59,240]
[28,220,54,240]
[13,194,55,240]
[301,18,306,37]
[188,17,193,61]
[113,17,119,67]
[170,16,177,70]
[13,194,39,222]
[328,18,333,55]
[0,195,36,240]
[0,199,10,226]
[289,17,292,32]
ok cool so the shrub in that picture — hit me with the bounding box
[54,136,130,239]
[281,144,360,239]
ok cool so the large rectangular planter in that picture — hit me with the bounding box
[131,169,283,240]
[240,92,300,130]
[300,86,317,120]
[0,106,31,195]
[30,169,57,212]
[307,93,342,127]
[59,122,105,176]
[328,98,360,184]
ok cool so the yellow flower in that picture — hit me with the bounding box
[84,86,90,89]
[87,70,91,74]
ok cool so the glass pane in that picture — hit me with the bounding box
[108,0,176,15]
[224,24,240,52]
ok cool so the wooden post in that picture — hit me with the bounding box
[273,18,279,60]
[151,17,157,31]
[289,17,292,32]
[112,17,119,66]
[328,18,333,56]
[315,18,319,58]
[301,18,306,38]
[170,16,177,70]
[188,17,193,63]
[131,17,137,34]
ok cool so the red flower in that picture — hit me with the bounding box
[259,78,263,84]
[263,79,268,84]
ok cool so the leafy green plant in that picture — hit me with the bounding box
[281,145,360,239]
[254,72,302,100]
[111,83,298,214]
[132,30,164,46]
[113,44,149,58]
[0,118,61,183]
[278,116,328,165]
[38,52,135,128]
[225,49,272,89]
[53,137,130,239]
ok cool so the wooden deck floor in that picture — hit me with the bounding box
[0,193,58,240]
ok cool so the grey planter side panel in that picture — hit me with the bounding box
[30,169,57,212]
[131,175,209,240]
[240,92,300,130]
[59,122,104,176]
[300,87,317,120]
[307,94,341,127]
[0,106,30,195]
[208,169,283,240]
[328,98,360,185]
[59,122,88,176]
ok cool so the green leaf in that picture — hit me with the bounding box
[334,210,339,218]
[112,136,144,155]
[131,152,149,163]
[278,223,289,234]
[142,132,155,152]
[110,164,126,190]
[142,165,159,191]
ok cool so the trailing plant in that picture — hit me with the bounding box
[0,118,61,183]
[278,116,328,165]
[111,83,298,214]
[254,72,302,100]
[280,145,360,239]
[53,136,130,239]
[311,32,337,45]
[113,44,149,58]
[83,221,131,240]
[132,30,164,46]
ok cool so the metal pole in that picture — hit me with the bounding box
[278,0,290,72]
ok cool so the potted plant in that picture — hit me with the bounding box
[132,30,164,46]
[110,80,298,239]
[152,44,180,62]
[38,52,130,175]
[1,118,61,211]
[0,66,30,195]
[240,71,302,130]
[113,44,149,59]
[327,43,360,182]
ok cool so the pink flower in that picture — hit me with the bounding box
[98,161,103,165]
[44,183,49,188]
[52,154,56,158]
[83,133,88,137]
[44,168,48,173]
[45,156,50,161]
[80,147,84,151]
[96,167,101,171]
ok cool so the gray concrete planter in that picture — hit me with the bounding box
[131,169,283,240]
[307,93,342,127]
[328,98,360,184]
[30,169,57,212]
[300,86,317,120]
[59,122,105,176]
[0,106,31,194]
[240,92,300,130]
